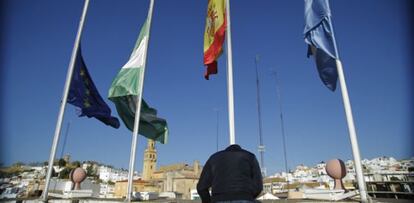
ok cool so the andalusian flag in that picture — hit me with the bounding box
[203,0,226,80]
[108,19,168,144]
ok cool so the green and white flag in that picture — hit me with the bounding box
[109,19,168,144]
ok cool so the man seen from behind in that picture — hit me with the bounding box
[197,144,263,203]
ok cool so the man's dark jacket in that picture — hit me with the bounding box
[196,145,263,203]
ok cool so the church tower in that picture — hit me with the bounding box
[142,139,157,180]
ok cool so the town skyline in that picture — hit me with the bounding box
[2,150,412,199]
[2,154,412,178]
[2,152,413,176]
[1,0,413,176]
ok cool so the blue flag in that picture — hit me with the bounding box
[304,0,338,91]
[68,47,120,128]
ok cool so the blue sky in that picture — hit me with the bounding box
[1,0,412,175]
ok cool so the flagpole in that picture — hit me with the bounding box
[126,0,155,201]
[41,0,89,201]
[336,59,368,202]
[327,13,369,202]
[225,0,236,145]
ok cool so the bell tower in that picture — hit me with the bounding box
[142,139,157,180]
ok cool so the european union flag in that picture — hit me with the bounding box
[304,0,339,91]
[68,47,120,128]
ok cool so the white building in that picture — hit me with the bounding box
[292,165,318,183]
[98,166,133,183]
[399,158,414,171]
[190,189,200,200]
[271,172,293,183]
[315,162,327,176]
[99,183,115,198]
[362,156,398,173]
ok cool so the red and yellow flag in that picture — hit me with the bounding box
[203,0,226,80]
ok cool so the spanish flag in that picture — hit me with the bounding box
[203,0,226,80]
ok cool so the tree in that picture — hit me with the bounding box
[71,161,81,167]
[58,159,67,168]
[86,165,99,179]
[59,168,71,179]
[13,162,24,167]
[107,180,115,185]
[86,165,95,176]
[390,176,400,181]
